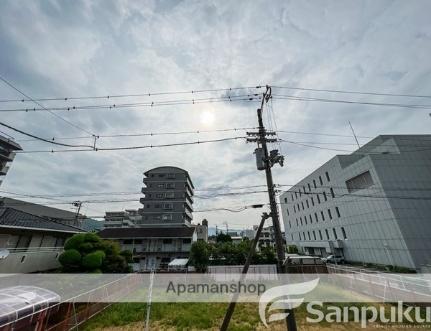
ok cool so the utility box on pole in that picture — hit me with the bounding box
[254,148,265,170]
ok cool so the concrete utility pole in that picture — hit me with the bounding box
[247,85,297,331]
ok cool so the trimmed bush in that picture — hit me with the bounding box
[82,251,105,270]
[59,249,81,266]
[64,234,86,250]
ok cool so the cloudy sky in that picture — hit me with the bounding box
[1,0,430,231]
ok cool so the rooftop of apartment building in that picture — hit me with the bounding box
[0,135,22,152]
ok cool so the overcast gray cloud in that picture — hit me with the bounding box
[1,0,430,230]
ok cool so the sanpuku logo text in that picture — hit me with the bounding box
[258,278,319,327]
[307,301,431,329]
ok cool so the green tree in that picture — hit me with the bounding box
[59,233,131,273]
[216,233,232,243]
[190,241,210,272]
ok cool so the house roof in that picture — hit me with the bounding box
[0,207,85,233]
[98,226,195,239]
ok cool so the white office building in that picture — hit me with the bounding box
[280,135,431,271]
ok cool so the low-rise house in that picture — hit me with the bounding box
[98,226,197,271]
[0,207,84,273]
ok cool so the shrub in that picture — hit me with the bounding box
[59,249,81,266]
[82,251,105,270]
[64,234,86,250]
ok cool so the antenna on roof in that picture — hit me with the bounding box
[348,121,361,149]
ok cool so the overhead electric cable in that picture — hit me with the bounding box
[0,75,95,135]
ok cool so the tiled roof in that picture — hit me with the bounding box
[99,226,195,239]
[0,208,85,233]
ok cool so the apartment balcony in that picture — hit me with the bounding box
[0,149,14,162]
[0,164,10,176]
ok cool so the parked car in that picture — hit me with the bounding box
[322,255,345,264]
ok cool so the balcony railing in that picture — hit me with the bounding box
[2,247,64,254]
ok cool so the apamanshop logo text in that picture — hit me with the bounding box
[166,281,266,296]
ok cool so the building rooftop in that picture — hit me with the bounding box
[99,226,195,239]
[0,207,85,233]
[0,135,22,151]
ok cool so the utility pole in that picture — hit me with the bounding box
[247,85,297,331]
[73,201,82,228]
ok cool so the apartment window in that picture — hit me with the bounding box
[328,209,333,220]
[289,221,291,228]
[296,219,298,226]
[309,214,313,224]
[333,228,338,240]
[291,194,294,201]
[295,192,298,198]
[314,212,319,223]
[299,233,302,240]
[303,186,306,194]
[297,203,300,211]
[284,198,288,203]
[308,232,311,240]
[134,239,142,244]
[124,239,132,245]
[308,183,311,191]
[346,171,374,193]
[313,231,316,240]
[313,179,317,188]
[325,229,330,240]
[319,176,323,185]
[304,215,308,225]
[299,191,302,197]
[166,183,176,189]
[291,234,293,241]
[300,217,303,226]
[156,193,164,198]
[306,200,309,208]
[319,230,323,240]
[317,194,321,204]
[158,173,165,177]
[162,214,172,221]
[155,204,161,208]
[335,207,341,218]
[286,208,289,216]
[167,173,176,179]
[321,211,325,221]
[341,227,347,240]
[294,205,296,213]
[163,203,173,210]
[303,232,306,240]
[325,171,330,182]
[301,202,304,210]
[323,192,327,201]
[146,204,150,208]
[163,239,173,244]
[157,183,165,188]
[330,187,335,198]
[311,197,314,206]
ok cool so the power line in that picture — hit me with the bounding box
[16,126,258,143]
[271,85,431,99]
[272,94,431,110]
[0,94,261,112]
[0,75,95,136]
[15,136,246,153]
[0,121,94,148]
[0,86,263,103]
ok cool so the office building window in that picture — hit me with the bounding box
[313,179,317,188]
[309,214,313,224]
[300,217,303,226]
[323,192,327,201]
[313,231,316,240]
[303,232,306,240]
[314,212,319,222]
[321,211,325,221]
[319,176,323,185]
[304,215,308,224]
[308,183,311,191]
[319,230,323,240]
[301,202,304,210]
[335,207,341,218]
[346,171,374,193]
[325,229,330,240]
[299,233,302,240]
[317,194,321,204]
[306,200,309,208]
[341,227,347,240]
[325,171,330,182]
[333,228,338,240]
[328,209,332,220]
[308,232,311,240]
[311,197,315,206]
[330,187,335,198]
